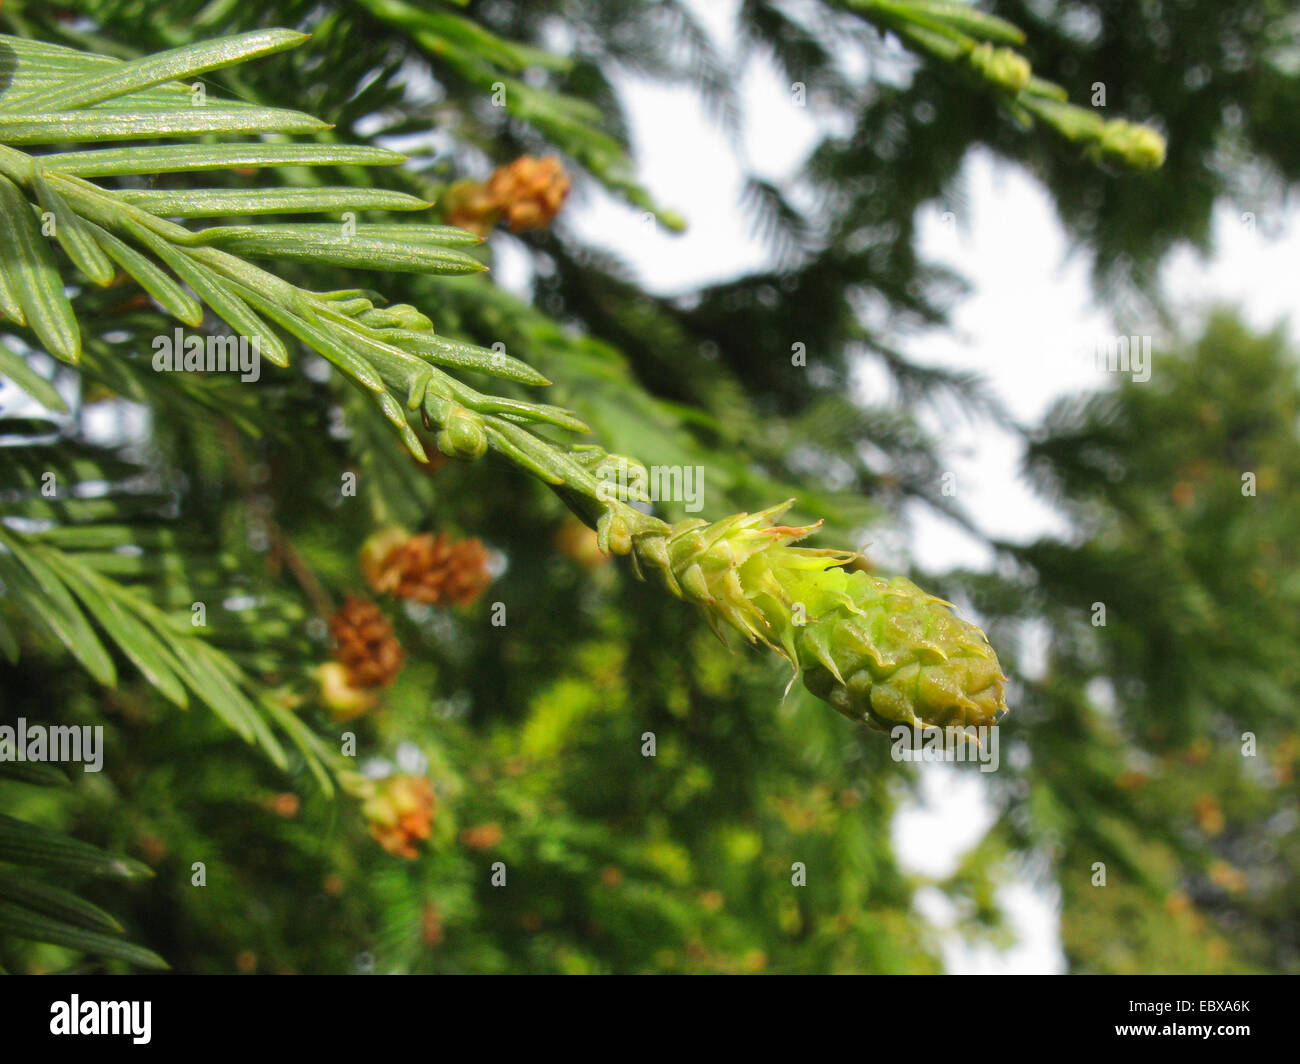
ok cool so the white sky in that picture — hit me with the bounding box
[557,2,1300,974]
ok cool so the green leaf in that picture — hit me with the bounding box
[31,169,116,286]
[34,542,285,760]
[0,815,153,880]
[458,392,589,433]
[0,760,69,787]
[483,420,579,485]
[0,173,80,363]
[378,330,551,386]
[232,281,388,391]
[82,219,205,326]
[175,639,285,763]
[256,693,334,797]
[0,107,330,144]
[35,545,190,708]
[0,345,68,410]
[890,1,1026,45]
[0,901,168,969]
[39,142,407,178]
[122,217,289,367]
[113,186,434,217]
[351,0,567,73]
[191,226,488,275]
[0,868,123,934]
[0,251,26,324]
[0,540,116,686]
[214,222,485,246]
[0,35,119,68]
[3,29,309,113]
[27,524,168,550]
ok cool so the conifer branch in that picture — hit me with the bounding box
[844,0,1167,168]
[0,24,1115,739]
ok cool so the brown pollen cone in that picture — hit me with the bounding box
[485,155,570,232]
[329,595,405,688]
[363,775,437,859]
[365,531,492,607]
[443,178,500,236]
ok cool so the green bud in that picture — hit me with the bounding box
[1098,119,1167,170]
[330,297,375,317]
[359,303,434,331]
[632,528,672,573]
[436,407,488,460]
[968,43,1031,94]
[596,509,632,556]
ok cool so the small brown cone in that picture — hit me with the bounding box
[460,822,503,851]
[443,178,501,236]
[363,775,437,859]
[485,155,570,232]
[362,529,492,607]
[329,595,405,688]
